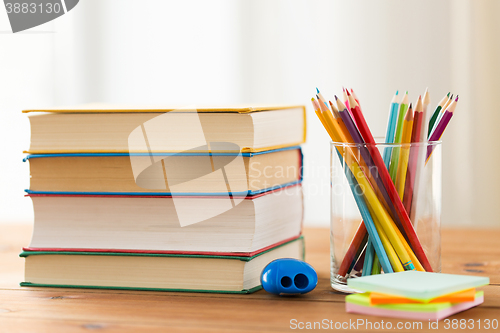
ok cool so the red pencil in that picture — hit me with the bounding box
[403,96,424,214]
[346,91,433,272]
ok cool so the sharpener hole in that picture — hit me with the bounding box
[294,274,309,289]
[280,276,292,288]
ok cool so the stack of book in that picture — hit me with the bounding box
[346,271,489,320]
[21,105,307,293]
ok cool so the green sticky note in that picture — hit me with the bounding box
[347,271,489,301]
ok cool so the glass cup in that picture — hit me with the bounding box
[330,139,442,293]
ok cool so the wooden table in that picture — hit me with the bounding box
[0,225,498,332]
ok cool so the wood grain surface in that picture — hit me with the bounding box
[0,224,498,332]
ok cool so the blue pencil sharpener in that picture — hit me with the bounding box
[260,258,317,295]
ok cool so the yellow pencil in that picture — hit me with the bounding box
[395,103,414,199]
[312,98,336,140]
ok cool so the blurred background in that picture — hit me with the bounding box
[0,0,499,227]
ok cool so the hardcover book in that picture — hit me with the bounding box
[26,185,303,254]
[21,237,305,294]
[25,147,302,196]
[24,105,306,153]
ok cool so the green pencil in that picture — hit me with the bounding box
[389,91,409,182]
[427,92,449,138]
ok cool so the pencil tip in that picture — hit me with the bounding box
[405,91,408,95]
[418,95,422,100]
[350,88,354,93]
[346,90,351,96]
[455,95,459,101]
[447,92,450,97]
[311,97,315,101]
[396,90,399,95]
[334,95,339,101]
[316,87,320,94]
[409,103,413,108]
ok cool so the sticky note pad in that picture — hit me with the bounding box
[346,291,484,321]
[347,271,489,301]
[370,288,477,305]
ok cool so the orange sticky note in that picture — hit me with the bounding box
[369,288,477,305]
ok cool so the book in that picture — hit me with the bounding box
[24,106,306,154]
[25,147,302,196]
[346,291,484,321]
[347,271,490,302]
[26,185,303,254]
[21,237,304,293]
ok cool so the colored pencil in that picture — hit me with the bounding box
[317,95,398,274]
[421,88,431,142]
[367,90,400,275]
[316,87,329,109]
[442,94,453,111]
[331,97,372,276]
[352,247,366,273]
[431,94,453,138]
[335,96,404,274]
[371,255,381,274]
[372,217,405,272]
[328,100,342,120]
[312,98,393,273]
[403,97,424,213]
[343,87,350,111]
[389,92,409,181]
[362,239,375,276]
[344,92,418,271]
[408,90,432,223]
[312,92,418,276]
[346,91,431,271]
[428,92,449,137]
[337,222,368,277]
[344,154,403,272]
[335,97,393,212]
[382,91,400,168]
[395,103,414,199]
[427,96,458,160]
[317,94,337,129]
[314,87,455,275]
[350,88,360,106]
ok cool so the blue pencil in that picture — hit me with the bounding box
[362,239,375,276]
[382,91,400,168]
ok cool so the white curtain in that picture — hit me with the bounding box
[1,0,499,227]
